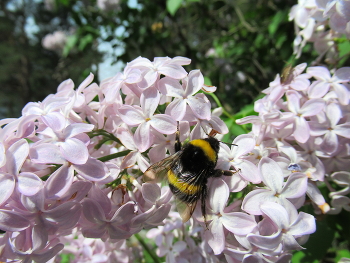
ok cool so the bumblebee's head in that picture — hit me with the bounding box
[204,136,220,154]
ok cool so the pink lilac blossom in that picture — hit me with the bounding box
[0,54,348,263]
[42,31,68,53]
[289,0,350,61]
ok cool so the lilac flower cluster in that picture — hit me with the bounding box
[289,0,350,61]
[0,54,349,262]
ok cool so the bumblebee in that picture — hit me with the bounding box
[143,129,235,226]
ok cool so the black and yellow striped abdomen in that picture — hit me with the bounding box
[167,137,220,203]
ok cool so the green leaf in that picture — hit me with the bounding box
[78,34,94,51]
[60,253,74,263]
[336,249,350,262]
[338,39,350,66]
[167,0,183,16]
[204,76,212,86]
[268,10,287,36]
[292,218,335,262]
[62,35,78,57]
[233,103,256,119]
[230,123,247,136]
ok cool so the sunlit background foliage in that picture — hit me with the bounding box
[1,0,350,262]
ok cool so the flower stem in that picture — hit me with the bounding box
[134,233,161,263]
[206,92,234,119]
[98,150,131,162]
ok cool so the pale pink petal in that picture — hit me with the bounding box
[247,231,282,251]
[209,179,229,213]
[144,70,158,86]
[321,130,338,153]
[334,67,350,81]
[283,233,304,250]
[334,123,350,138]
[150,115,177,134]
[120,151,137,170]
[184,70,204,96]
[32,224,48,251]
[63,123,94,139]
[57,78,74,92]
[45,202,81,229]
[41,112,66,131]
[158,64,188,79]
[125,68,142,83]
[309,121,327,136]
[207,115,228,134]
[173,241,187,253]
[116,127,137,151]
[118,105,145,126]
[242,189,277,215]
[134,121,152,152]
[17,172,43,196]
[142,183,161,204]
[131,206,156,227]
[88,184,111,214]
[300,98,325,117]
[45,165,74,199]
[259,157,283,192]
[224,174,248,192]
[141,87,160,118]
[146,203,171,224]
[172,56,191,65]
[236,115,261,125]
[92,255,108,262]
[332,83,350,105]
[286,91,300,114]
[307,182,327,206]
[232,135,256,157]
[128,56,153,68]
[6,138,29,175]
[108,224,133,239]
[207,219,225,255]
[165,98,187,121]
[307,66,331,80]
[260,202,289,229]
[280,173,308,199]
[0,143,5,168]
[293,117,310,143]
[326,103,341,128]
[30,143,65,164]
[0,173,15,206]
[308,81,330,98]
[110,201,136,225]
[60,138,89,165]
[22,102,43,115]
[82,198,106,223]
[187,95,211,120]
[157,77,184,97]
[0,210,30,231]
[290,76,310,91]
[77,72,94,92]
[221,212,257,235]
[74,157,108,181]
[237,160,261,184]
[289,212,316,236]
[82,224,106,238]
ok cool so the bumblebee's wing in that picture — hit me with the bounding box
[143,151,182,183]
[176,199,198,223]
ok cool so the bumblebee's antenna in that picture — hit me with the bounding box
[220,141,238,147]
[174,122,182,152]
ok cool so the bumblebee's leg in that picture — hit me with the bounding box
[201,185,209,230]
[212,168,241,177]
[174,122,182,152]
